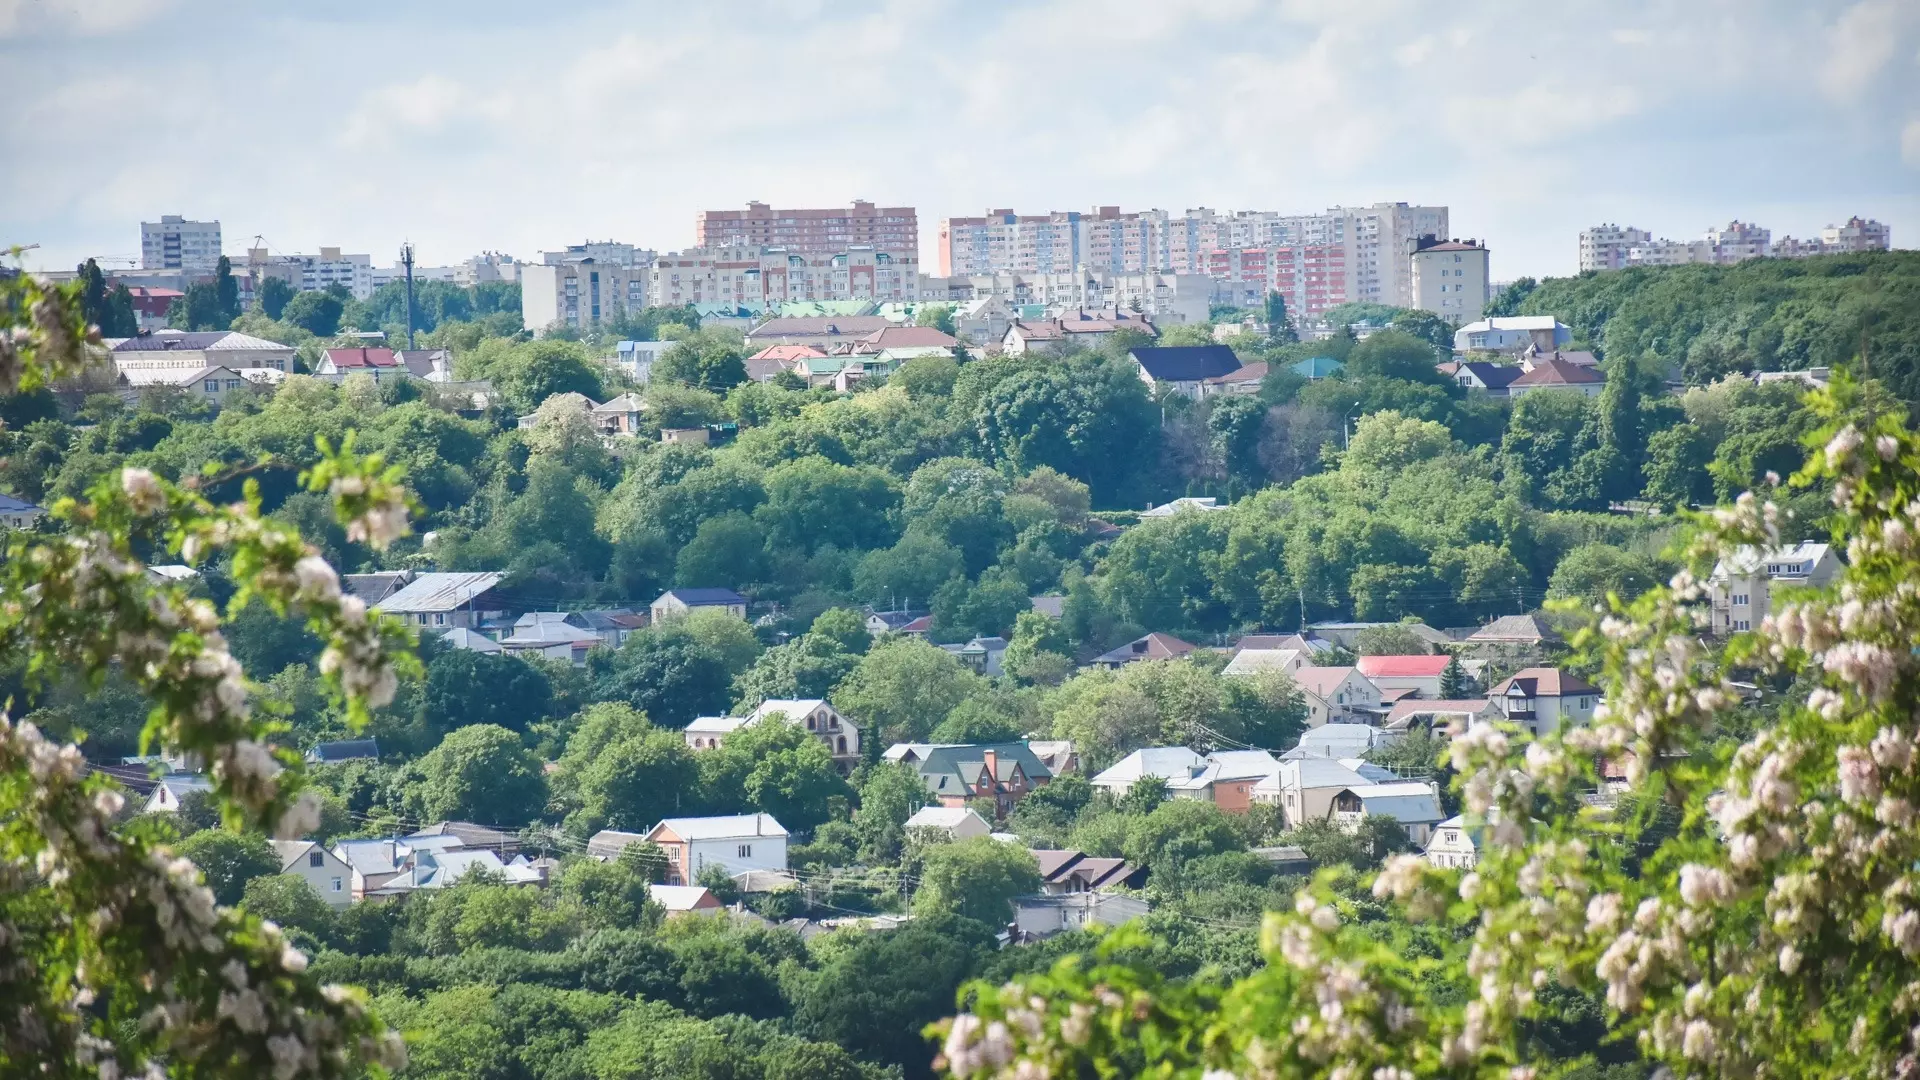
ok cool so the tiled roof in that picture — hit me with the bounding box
[1490,667,1600,698]
[1292,666,1362,697]
[1511,356,1603,386]
[323,347,402,369]
[1092,632,1197,665]
[1207,360,1267,384]
[857,325,958,349]
[748,344,827,361]
[1467,614,1561,643]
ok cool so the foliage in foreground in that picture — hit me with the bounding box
[940,381,1920,1078]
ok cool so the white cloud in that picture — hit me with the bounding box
[0,0,172,38]
[1903,117,1920,167]
[1821,0,1914,101]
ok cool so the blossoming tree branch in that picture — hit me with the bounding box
[936,381,1920,1079]
[0,263,416,1078]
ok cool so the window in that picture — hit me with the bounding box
[433,613,446,626]
[204,379,219,392]
[331,877,343,892]
[309,851,325,868]
[1732,593,1750,606]
[737,844,752,858]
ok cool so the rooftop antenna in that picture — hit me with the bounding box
[400,242,416,349]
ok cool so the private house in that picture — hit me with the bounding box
[847,324,958,355]
[1142,497,1226,517]
[306,739,378,764]
[1355,655,1452,699]
[1026,739,1079,776]
[591,393,647,436]
[745,344,824,382]
[498,616,603,664]
[866,609,931,636]
[269,840,354,908]
[374,572,508,631]
[1290,355,1343,380]
[644,813,789,886]
[748,698,862,767]
[743,316,893,349]
[1486,668,1601,735]
[1329,782,1446,845]
[1230,633,1334,657]
[144,773,212,813]
[109,329,296,386]
[649,884,724,917]
[586,830,648,860]
[1425,815,1480,869]
[1202,360,1267,397]
[1465,613,1563,651]
[1129,345,1244,399]
[342,571,413,604]
[1452,316,1571,355]
[1013,891,1151,940]
[1506,355,1604,398]
[1518,345,1598,371]
[407,820,521,854]
[437,627,502,654]
[1002,310,1154,354]
[1281,722,1395,761]
[683,716,749,750]
[904,806,993,840]
[1292,666,1384,726]
[1446,361,1525,396]
[124,363,282,403]
[650,588,748,623]
[1383,698,1496,734]
[363,848,542,897]
[1090,632,1197,669]
[1222,647,1307,678]
[315,347,407,381]
[1255,757,1369,827]
[1090,747,1280,813]
[1031,850,1148,894]
[953,295,1014,346]
[396,348,454,381]
[888,742,1055,815]
[1707,542,1840,635]
[567,609,645,648]
[940,635,1008,676]
[0,493,46,530]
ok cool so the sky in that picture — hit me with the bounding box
[3,0,1917,282]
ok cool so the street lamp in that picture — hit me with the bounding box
[1344,402,1363,450]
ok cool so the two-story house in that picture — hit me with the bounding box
[1355,655,1451,699]
[372,572,508,631]
[1425,815,1480,869]
[1328,782,1446,846]
[1486,668,1600,735]
[1292,666,1384,727]
[1089,747,1279,814]
[643,813,789,886]
[748,698,861,769]
[889,742,1055,816]
[269,839,354,908]
[1707,542,1840,635]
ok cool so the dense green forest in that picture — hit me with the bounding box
[12,251,1911,1079]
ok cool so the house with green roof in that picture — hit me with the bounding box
[1290,356,1344,380]
[882,742,1056,818]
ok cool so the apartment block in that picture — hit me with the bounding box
[646,245,919,310]
[142,215,223,272]
[455,251,521,286]
[1577,224,1652,272]
[696,201,918,260]
[522,259,649,334]
[1409,238,1490,325]
[939,201,1444,313]
[1579,216,1888,271]
[542,241,653,268]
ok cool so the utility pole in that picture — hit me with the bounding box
[400,242,416,350]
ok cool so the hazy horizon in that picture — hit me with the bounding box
[6,0,1916,282]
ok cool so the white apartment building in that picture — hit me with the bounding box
[939,202,1445,310]
[1026,269,1212,324]
[1409,238,1490,325]
[142,215,223,272]
[1708,541,1840,635]
[543,241,653,268]
[456,251,521,285]
[370,263,459,290]
[522,259,648,334]
[1577,224,1653,272]
[1818,216,1891,252]
[645,245,919,310]
[238,247,376,299]
[1706,220,1771,262]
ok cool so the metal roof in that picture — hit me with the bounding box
[650,813,788,841]
[374,572,504,613]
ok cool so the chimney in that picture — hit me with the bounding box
[982,749,999,781]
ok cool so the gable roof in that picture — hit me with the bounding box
[111,330,293,353]
[1291,666,1366,698]
[1130,345,1243,382]
[748,698,835,721]
[656,587,746,607]
[1290,355,1344,379]
[1276,758,1370,791]
[1338,782,1445,823]
[1092,632,1197,665]
[323,347,402,369]
[438,627,502,653]
[747,316,893,340]
[905,806,989,831]
[1207,360,1267,385]
[1284,723,1387,760]
[1356,655,1451,678]
[1489,667,1600,698]
[342,571,413,603]
[586,829,648,860]
[685,716,750,736]
[748,344,826,362]
[1093,747,1205,786]
[650,813,788,841]
[376,572,504,614]
[1222,648,1303,677]
[1467,613,1562,643]
[1511,356,1603,386]
[0,492,44,514]
[857,325,958,350]
[1383,698,1492,728]
[908,742,1054,797]
[648,884,721,912]
[593,393,645,414]
[1456,361,1524,389]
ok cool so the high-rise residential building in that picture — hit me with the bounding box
[235,247,375,300]
[455,252,521,286]
[542,241,651,268]
[646,245,919,310]
[695,201,918,260]
[938,202,1445,313]
[1582,216,1888,271]
[141,215,223,272]
[1410,237,1491,325]
[1578,224,1654,272]
[521,258,649,335]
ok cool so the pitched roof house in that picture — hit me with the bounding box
[375,572,507,631]
[1487,667,1601,735]
[1329,782,1446,844]
[1129,345,1244,399]
[1354,655,1452,698]
[1090,748,1280,814]
[1466,613,1562,648]
[1507,355,1604,398]
[1090,632,1197,668]
[643,813,788,886]
[888,742,1055,814]
[1291,666,1384,726]
[650,588,747,623]
[905,805,994,839]
[316,347,407,380]
[1031,849,1148,894]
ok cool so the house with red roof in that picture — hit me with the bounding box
[1506,355,1604,399]
[1090,632,1197,669]
[1487,668,1601,735]
[316,347,405,382]
[1355,655,1453,699]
